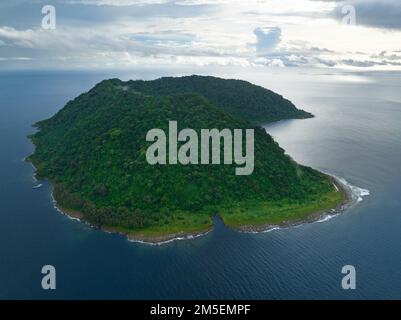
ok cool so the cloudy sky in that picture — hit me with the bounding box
[1,0,401,71]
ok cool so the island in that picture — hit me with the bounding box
[27,75,349,244]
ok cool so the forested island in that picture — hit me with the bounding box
[28,75,347,243]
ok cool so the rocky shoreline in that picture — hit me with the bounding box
[126,228,213,245]
[234,175,355,234]
[31,154,360,245]
[52,175,356,245]
[50,189,213,245]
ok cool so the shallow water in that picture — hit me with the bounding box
[0,69,400,299]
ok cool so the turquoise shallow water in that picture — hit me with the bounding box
[0,70,400,299]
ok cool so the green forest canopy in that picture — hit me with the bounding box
[28,76,341,237]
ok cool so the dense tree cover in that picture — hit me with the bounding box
[28,77,333,233]
[116,75,313,124]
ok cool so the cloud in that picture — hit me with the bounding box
[65,0,171,6]
[1,0,401,71]
[322,0,401,30]
[340,58,401,67]
[65,0,230,5]
[0,56,32,61]
[0,0,218,29]
[375,52,401,61]
[129,31,195,45]
[253,27,282,53]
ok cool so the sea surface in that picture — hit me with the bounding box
[0,68,400,299]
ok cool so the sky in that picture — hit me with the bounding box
[0,0,401,71]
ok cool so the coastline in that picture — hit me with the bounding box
[126,228,213,246]
[50,189,214,245]
[45,170,363,245]
[27,147,366,245]
[27,147,214,246]
[233,175,356,234]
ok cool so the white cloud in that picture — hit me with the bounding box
[65,0,171,6]
[65,0,231,5]
[1,0,401,71]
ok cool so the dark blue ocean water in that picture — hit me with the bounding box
[0,69,400,299]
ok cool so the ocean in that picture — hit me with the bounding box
[0,68,400,299]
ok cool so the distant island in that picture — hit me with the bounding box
[27,75,348,244]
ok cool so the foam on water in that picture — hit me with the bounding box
[333,175,370,203]
[127,230,212,246]
[316,214,338,223]
[245,174,370,234]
